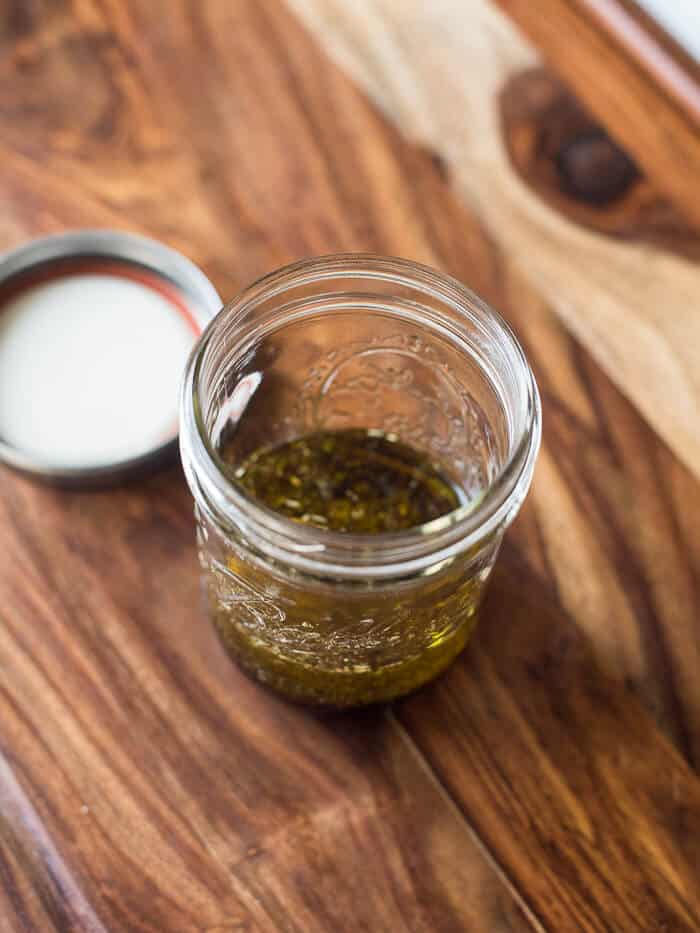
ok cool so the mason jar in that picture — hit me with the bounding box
[180,255,541,707]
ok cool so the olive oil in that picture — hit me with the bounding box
[207,429,489,707]
[231,428,461,532]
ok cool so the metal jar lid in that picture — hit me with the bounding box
[0,229,222,486]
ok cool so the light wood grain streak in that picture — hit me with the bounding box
[579,0,700,120]
[288,0,700,487]
[0,749,107,933]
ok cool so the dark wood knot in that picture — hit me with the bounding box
[557,132,639,206]
[498,66,700,261]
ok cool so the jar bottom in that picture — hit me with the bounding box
[210,610,478,708]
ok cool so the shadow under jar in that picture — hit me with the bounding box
[180,255,541,707]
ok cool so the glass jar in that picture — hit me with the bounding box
[180,255,541,707]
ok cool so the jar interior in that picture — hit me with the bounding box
[199,300,514,510]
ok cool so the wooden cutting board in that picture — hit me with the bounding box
[0,2,699,931]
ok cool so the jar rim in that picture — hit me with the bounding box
[180,254,541,580]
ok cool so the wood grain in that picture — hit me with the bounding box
[400,562,700,932]
[471,244,700,768]
[494,0,700,225]
[500,66,700,263]
[0,0,699,930]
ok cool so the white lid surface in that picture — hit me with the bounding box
[0,273,196,468]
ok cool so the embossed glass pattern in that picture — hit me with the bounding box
[180,255,541,706]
